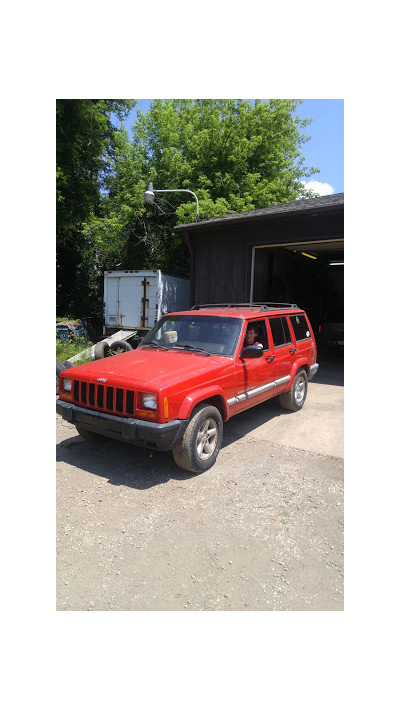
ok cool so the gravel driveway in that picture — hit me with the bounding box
[56,374,344,611]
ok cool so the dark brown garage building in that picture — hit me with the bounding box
[175,193,344,337]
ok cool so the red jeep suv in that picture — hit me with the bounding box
[57,303,318,473]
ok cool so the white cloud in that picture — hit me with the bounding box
[301,180,335,196]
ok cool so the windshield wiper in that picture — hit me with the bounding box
[173,344,211,356]
[141,341,169,350]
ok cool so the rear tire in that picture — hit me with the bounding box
[172,404,223,474]
[76,426,106,442]
[279,368,308,411]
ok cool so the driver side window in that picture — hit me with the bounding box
[241,320,268,351]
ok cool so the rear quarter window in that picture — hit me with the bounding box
[268,317,292,347]
[289,314,311,341]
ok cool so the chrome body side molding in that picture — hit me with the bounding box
[228,375,290,407]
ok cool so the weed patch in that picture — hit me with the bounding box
[56,336,93,364]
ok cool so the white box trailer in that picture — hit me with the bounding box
[103,270,190,336]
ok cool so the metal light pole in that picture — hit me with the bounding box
[144,182,200,222]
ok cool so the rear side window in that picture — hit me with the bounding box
[268,317,292,347]
[282,317,291,343]
[289,314,311,341]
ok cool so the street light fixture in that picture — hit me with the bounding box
[144,182,200,222]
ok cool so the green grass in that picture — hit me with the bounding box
[68,357,93,366]
[56,336,93,365]
[56,315,77,323]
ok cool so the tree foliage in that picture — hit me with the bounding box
[57,99,318,316]
[56,99,135,315]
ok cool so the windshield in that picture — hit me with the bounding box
[140,315,243,356]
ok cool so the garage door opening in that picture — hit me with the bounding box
[251,240,344,366]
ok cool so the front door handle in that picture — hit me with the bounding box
[289,348,297,354]
[265,355,275,362]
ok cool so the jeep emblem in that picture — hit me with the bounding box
[97,377,107,382]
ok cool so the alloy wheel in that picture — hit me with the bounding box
[295,375,306,404]
[196,418,218,459]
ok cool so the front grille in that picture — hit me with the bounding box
[71,380,135,417]
[106,386,113,410]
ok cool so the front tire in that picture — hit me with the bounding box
[279,368,308,411]
[172,404,223,473]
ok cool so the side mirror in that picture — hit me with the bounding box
[241,345,263,359]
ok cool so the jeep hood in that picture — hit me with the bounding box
[64,348,229,388]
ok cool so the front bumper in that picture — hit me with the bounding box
[56,399,189,451]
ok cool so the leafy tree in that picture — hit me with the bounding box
[85,100,318,289]
[56,99,135,315]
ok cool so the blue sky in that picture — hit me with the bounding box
[296,99,344,194]
[122,99,344,196]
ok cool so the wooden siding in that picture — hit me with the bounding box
[186,209,343,305]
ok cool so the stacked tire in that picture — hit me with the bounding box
[94,339,133,360]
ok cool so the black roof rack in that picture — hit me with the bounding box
[191,302,299,311]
